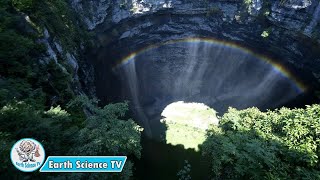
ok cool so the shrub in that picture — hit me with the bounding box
[12,0,35,12]
[66,96,143,179]
[201,105,320,179]
[0,96,142,179]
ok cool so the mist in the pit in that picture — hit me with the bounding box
[115,41,302,137]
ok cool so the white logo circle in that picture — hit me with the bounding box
[10,138,46,172]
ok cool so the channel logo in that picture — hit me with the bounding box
[10,138,46,172]
[40,156,127,172]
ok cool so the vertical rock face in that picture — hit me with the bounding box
[86,1,319,80]
[71,0,111,30]
[38,28,95,100]
[282,0,312,9]
[68,0,320,135]
[269,0,316,34]
[71,0,319,101]
[70,0,319,39]
[249,0,263,16]
[304,1,320,36]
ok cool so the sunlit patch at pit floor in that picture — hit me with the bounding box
[160,101,218,151]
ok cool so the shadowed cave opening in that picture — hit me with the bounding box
[91,11,320,137]
[93,39,316,138]
[90,37,318,179]
[89,35,319,179]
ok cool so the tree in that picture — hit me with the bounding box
[66,96,143,179]
[201,105,320,179]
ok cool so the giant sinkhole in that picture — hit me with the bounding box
[89,11,320,138]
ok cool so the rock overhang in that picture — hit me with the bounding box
[77,0,320,110]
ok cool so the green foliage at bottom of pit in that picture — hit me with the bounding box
[201,105,320,179]
[161,101,219,151]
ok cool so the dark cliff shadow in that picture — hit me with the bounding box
[133,135,211,180]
